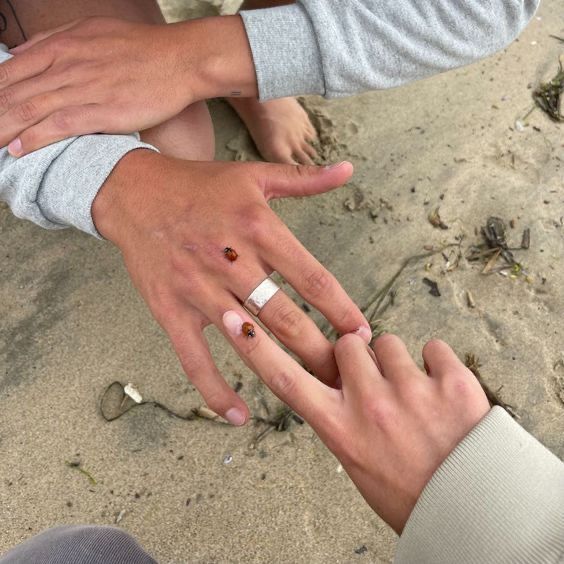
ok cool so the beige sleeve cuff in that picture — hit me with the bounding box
[396,406,564,563]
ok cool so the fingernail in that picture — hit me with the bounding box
[324,161,346,170]
[354,326,372,344]
[225,407,246,426]
[8,138,23,157]
[223,311,243,337]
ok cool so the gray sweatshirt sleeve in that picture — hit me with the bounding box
[0,45,157,238]
[395,407,564,563]
[240,0,540,100]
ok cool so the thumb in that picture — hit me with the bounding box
[259,161,353,200]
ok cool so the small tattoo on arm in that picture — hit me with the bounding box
[230,90,242,97]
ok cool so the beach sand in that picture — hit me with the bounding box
[1,1,562,562]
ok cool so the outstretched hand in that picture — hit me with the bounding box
[223,311,490,533]
[93,151,370,426]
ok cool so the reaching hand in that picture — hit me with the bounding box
[223,311,490,533]
[0,15,256,155]
[93,151,371,426]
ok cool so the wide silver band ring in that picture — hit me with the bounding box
[243,277,281,316]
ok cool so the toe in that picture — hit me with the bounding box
[293,148,315,165]
[303,142,318,160]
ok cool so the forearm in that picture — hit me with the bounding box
[0,41,157,235]
[173,15,258,102]
[396,407,564,563]
[241,0,541,100]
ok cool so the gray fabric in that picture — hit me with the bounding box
[396,406,564,563]
[0,525,157,564]
[241,0,541,100]
[0,45,157,238]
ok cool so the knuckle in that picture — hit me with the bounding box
[16,100,38,122]
[363,398,393,428]
[423,338,447,355]
[270,304,303,340]
[200,389,225,414]
[302,268,332,300]
[443,371,472,398]
[270,370,296,399]
[52,109,74,133]
[337,305,361,330]
[0,88,13,110]
[180,351,208,376]
[334,333,360,355]
[51,34,76,55]
[373,333,400,353]
[241,202,268,241]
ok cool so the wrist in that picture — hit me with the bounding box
[179,16,258,101]
[91,148,164,246]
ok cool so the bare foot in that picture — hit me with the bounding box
[228,97,319,164]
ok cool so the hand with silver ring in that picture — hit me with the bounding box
[92,151,372,426]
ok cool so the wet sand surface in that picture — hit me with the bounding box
[1,1,562,562]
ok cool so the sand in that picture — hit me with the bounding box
[1,1,563,562]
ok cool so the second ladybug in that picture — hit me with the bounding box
[224,247,238,262]
[242,322,256,338]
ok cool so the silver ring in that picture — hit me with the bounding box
[243,277,281,316]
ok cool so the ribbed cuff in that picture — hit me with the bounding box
[396,407,564,563]
[240,3,325,100]
[36,134,157,239]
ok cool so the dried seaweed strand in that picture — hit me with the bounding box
[532,58,564,122]
[464,354,518,419]
[65,461,97,485]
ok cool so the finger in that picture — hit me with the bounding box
[0,89,78,151]
[372,334,423,381]
[9,104,116,156]
[422,339,467,379]
[261,219,371,342]
[256,161,353,200]
[166,317,250,426]
[334,334,383,400]
[292,148,314,166]
[222,309,337,423]
[0,47,52,89]
[0,73,68,123]
[216,258,340,387]
[9,20,81,54]
[257,289,339,387]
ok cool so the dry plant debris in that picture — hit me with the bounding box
[466,217,530,278]
[465,354,518,418]
[532,57,564,122]
[428,207,449,230]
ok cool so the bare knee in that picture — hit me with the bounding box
[141,101,215,161]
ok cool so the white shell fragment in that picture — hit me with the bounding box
[115,509,126,524]
[124,383,143,404]
[514,120,526,132]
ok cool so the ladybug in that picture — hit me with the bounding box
[242,322,256,338]
[224,247,238,261]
